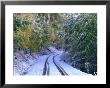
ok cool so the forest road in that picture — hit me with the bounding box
[26,46,91,76]
[42,53,68,76]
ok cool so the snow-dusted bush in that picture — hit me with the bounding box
[14,52,38,75]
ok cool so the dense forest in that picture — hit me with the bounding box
[14,13,97,75]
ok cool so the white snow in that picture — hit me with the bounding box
[54,54,92,76]
[26,55,49,75]
[14,46,92,76]
[48,46,64,54]
[47,54,61,75]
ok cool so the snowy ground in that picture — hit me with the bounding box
[54,55,91,75]
[14,46,92,76]
[27,55,49,75]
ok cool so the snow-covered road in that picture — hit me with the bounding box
[23,46,91,76]
[26,55,49,75]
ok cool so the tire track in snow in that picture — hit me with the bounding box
[43,54,68,76]
[42,55,51,75]
[53,54,68,76]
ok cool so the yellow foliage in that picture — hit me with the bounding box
[16,26,32,48]
[50,28,56,42]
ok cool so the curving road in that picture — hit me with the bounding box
[42,54,68,76]
[26,46,91,76]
